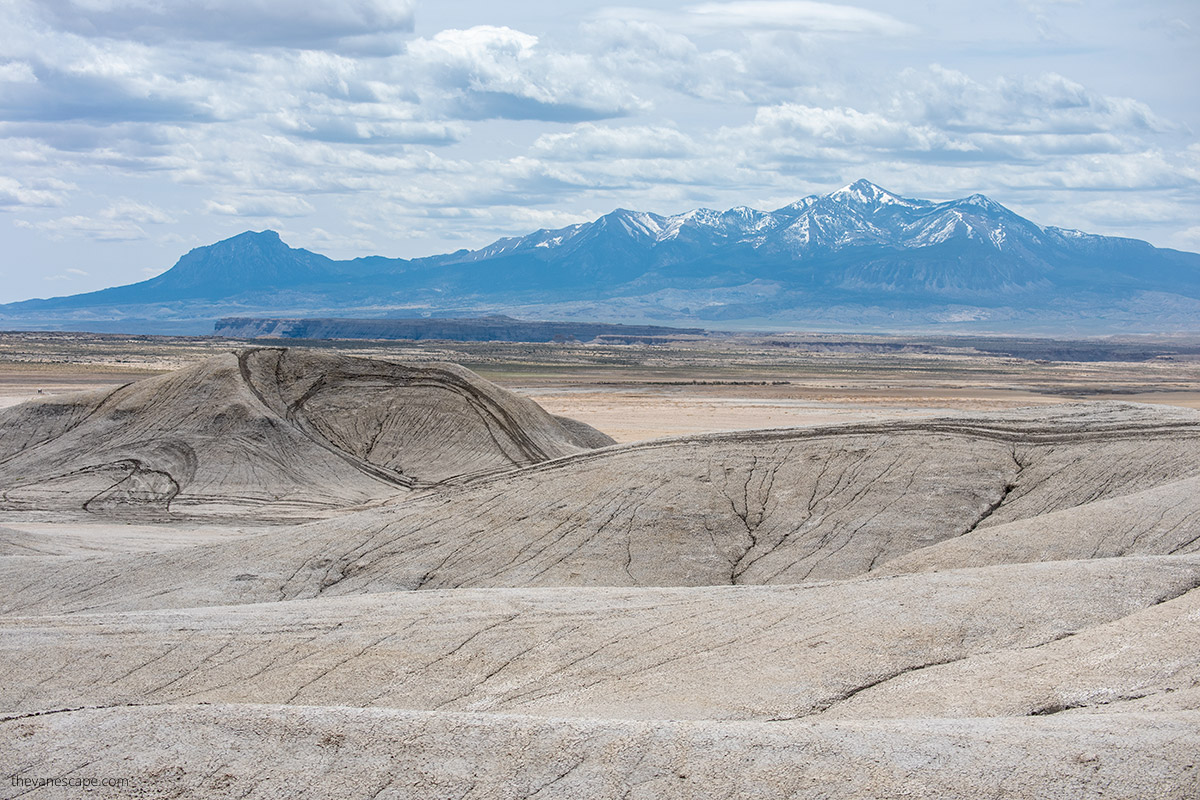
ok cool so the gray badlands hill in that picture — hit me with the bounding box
[4,401,1199,617]
[4,179,1200,334]
[1,354,1198,798]
[0,348,611,520]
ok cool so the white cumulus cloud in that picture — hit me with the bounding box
[405,26,643,121]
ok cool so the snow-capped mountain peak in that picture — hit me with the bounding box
[441,180,1177,285]
[829,178,916,209]
[602,209,666,239]
[956,193,1006,213]
[10,179,1199,334]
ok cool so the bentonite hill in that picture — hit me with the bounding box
[0,348,611,520]
[1,349,1198,799]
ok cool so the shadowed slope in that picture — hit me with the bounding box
[880,473,1200,575]
[0,349,611,520]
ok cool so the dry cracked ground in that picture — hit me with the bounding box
[1,348,1198,799]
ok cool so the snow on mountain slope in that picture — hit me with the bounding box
[4,179,1199,332]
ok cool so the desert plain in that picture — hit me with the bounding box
[1,329,1199,799]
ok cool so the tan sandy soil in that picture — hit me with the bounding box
[5,378,1196,439]
[0,367,156,410]
[3,362,1199,442]
[517,388,1061,441]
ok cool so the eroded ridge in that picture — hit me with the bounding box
[1,401,1199,617]
[0,349,612,521]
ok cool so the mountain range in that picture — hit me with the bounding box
[4,179,1199,334]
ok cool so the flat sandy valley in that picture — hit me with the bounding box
[2,330,1199,798]
[4,330,1200,439]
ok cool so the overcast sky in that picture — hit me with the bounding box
[1,0,1196,302]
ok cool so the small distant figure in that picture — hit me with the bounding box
[37,389,44,394]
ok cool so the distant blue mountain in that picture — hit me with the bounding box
[4,180,1200,334]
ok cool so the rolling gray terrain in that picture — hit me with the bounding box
[1,350,1198,798]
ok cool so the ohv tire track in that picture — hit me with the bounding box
[237,349,415,490]
[0,348,615,519]
[236,348,608,490]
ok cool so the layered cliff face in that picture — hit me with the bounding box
[0,348,612,520]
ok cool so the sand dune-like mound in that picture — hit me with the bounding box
[4,402,1196,616]
[0,348,611,519]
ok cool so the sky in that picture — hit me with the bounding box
[0,0,1197,303]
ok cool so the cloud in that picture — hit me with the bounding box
[1072,195,1196,226]
[0,63,213,124]
[893,66,1171,140]
[205,195,316,218]
[582,2,913,105]
[1171,225,1200,252]
[1004,150,1200,191]
[32,0,416,52]
[594,1,914,37]
[1150,16,1195,39]
[703,65,1184,173]
[101,199,176,224]
[582,18,752,103]
[0,123,180,167]
[273,111,467,146]
[405,26,642,121]
[730,103,957,156]
[0,60,37,83]
[43,265,96,281]
[1,0,1193,269]
[533,124,698,159]
[680,1,916,35]
[1019,0,1083,41]
[297,226,378,252]
[20,214,148,241]
[0,177,68,208]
